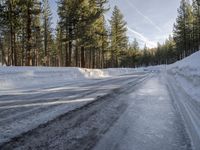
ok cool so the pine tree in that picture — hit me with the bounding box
[192,0,200,51]
[57,0,108,68]
[5,0,21,66]
[110,6,128,67]
[164,36,176,64]
[0,0,6,31]
[142,44,150,66]
[98,16,109,68]
[58,0,84,66]
[173,0,193,59]
[120,38,140,67]
[42,0,53,66]
[0,0,6,65]
[131,38,139,51]
[10,0,42,66]
[77,0,109,68]
[55,25,64,67]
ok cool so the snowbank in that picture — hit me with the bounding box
[168,51,200,102]
[0,67,97,91]
[0,67,142,92]
[167,51,200,150]
[103,68,144,76]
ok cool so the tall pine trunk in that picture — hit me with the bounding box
[65,41,68,66]
[14,32,17,65]
[75,45,78,67]
[0,36,4,65]
[81,46,85,68]
[44,18,48,66]
[26,3,32,66]
[92,49,95,68]
[8,0,15,66]
[68,25,72,66]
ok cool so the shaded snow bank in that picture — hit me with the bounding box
[0,67,98,91]
[0,67,141,91]
[103,68,144,76]
[168,51,200,102]
[167,51,200,150]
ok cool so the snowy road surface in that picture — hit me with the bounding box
[0,72,192,150]
[94,74,191,150]
[0,72,148,146]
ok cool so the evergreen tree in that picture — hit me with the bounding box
[120,38,139,67]
[110,6,128,67]
[42,0,53,66]
[5,0,21,66]
[173,0,193,59]
[192,0,200,51]
[0,0,6,65]
[164,36,176,64]
[131,38,139,51]
[58,0,108,68]
[142,44,150,66]
[55,24,64,67]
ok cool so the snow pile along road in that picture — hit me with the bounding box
[0,67,148,146]
[167,51,200,150]
[0,67,141,93]
[103,68,144,76]
[168,51,200,101]
[0,67,101,92]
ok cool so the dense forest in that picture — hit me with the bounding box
[0,0,199,68]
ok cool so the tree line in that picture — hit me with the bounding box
[173,0,200,59]
[0,0,199,68]
[0,0,129,68]
[123,0,200,67]
[0,0,53,66]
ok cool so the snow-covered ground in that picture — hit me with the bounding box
[0,52,198,98]
[167,51,200,102]
[140,51,200,150]
[94,75,191,150]
[0,51,199,149]
[166,51,200,150]
[0,67,143,94]
[0,66,149,146]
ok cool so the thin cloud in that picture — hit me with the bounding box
[127,26,157,48]
[104,15,157,48]
[125,0,162,33]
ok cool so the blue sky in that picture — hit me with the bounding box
[50,0,180,48]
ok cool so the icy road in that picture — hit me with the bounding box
[0,72,192,150]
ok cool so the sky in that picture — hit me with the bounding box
[50,0,181,48]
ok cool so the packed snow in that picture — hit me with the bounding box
[0,51,199,149]
[94,75,191,150]
[0,67,144,94]
[167,51,200,102]
[0,66,149,145]
[140,51,200,150]
[166,51,200,150]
